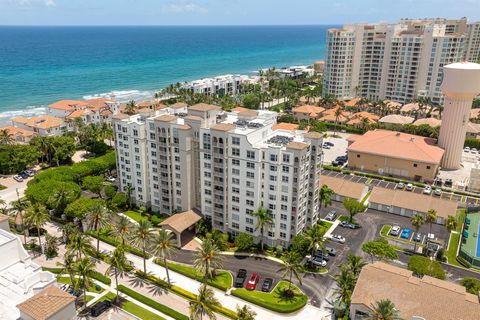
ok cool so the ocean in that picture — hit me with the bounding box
[0,25,332,123]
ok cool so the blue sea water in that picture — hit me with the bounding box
[0,25,331,122]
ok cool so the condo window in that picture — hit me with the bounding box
[413,163,418,167]
[232,137,240,145]
[357,154,360,158]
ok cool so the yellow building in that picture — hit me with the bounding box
[347,130,444,182]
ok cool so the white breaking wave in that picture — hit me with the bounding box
[83,89,155,103]
[0,105,47,125]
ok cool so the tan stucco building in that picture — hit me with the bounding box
[347,130,444,182]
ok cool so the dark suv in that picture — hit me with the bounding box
[234,269,247,288]
[314,250,330,261]
[90,300,112,317]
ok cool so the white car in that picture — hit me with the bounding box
[406,183,414,191]
[434,188,442,196]
[13,175,23,182]
[464,147,470,152]
[389,225,401,236]
[330,234,346,244]
[423,185,432,195]
[106,176,116,182]
[472,148,478,154]
[397,182,405,189]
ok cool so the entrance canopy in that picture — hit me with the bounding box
[160,210,202,246]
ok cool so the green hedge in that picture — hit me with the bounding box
[42,266,111,285]
[153,259,232,291]
[42,267,62,274]
[86,231,150,259]
[232,281,307,313]
[117,285,188,320]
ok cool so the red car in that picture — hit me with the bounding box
[245,273,260,290]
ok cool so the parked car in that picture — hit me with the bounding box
[308,256,327,267]
[325,247,336,256]
[401,228,412,239]
[261,278,273,292]
[90,300,112,317]
[434,188,442,196]
[423,185,432,195]
[444,179,453,188]
[325,142,334,147]
[246,273,260,290]
[330,234,346,244]
[314,250,330,261]
[325,210,337,221]
[106,176,116,182]
[234,269,247,288]
[389,225,401,236]
[322,143,331,149]
[464,147,471,152]
[346,223,361,229]
[24,169,34,177]
[434,178,443,187]
[339,220,349,228]
[13,175,23,182]
[19,172,29,179]
[413,233,423,242]
[406,183,414,191]
[472,148,478,154]
[397,182,405,189]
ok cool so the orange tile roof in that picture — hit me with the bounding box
[272,123,300,132]
[232,106,250,113]
[0,125,36,137]
[160,210,202,233]
[351,262,480,320]
[154,115,177,122]
[189,103,221,112]
[100,109,113,116]
[238,109,258,118]
[319,108,350,123]
[17,285,75,320]
[84,98,113,110]
[470,108,480,119]
[11,115,63,130]
[348,130,444,164]
[286,141,308,150]
[210,123,235,132]
[347,112,379,125]
[344,97,362,107]
[304,131,323,139]
[170,102,188,109]
[48,99,84,111]
[66,109,93,119]
[293,105,325,117]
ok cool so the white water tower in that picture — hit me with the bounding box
[438,62,480,169]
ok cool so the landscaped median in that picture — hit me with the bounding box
[85,230,150,259]
[231,281,307,313]
[96,292,165,320]
[42,266,112,285]
[117,285,187,320]
[135,270,238,319]
[154,259,233,291]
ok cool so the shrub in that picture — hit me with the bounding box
[25,180,81,208]
[117,284,188,320]
[234,232,254,251]
[64,196,104,218]
[104,185,117,199]
[111,193,128,210]
[408,255,445,279]
[31,166,77,184]
[151,215,162,227]
[90,270,111,285]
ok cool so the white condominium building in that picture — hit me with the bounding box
[324,18,480,104]
[113,105,323,246]
[183,75,259,96]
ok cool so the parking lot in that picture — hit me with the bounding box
[322,169,474,205]
[322,136,348,165]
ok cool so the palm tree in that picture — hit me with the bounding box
[24,203,50,253]
[446,215,458,233]
[84,204,110,256]
[304,224,327,256]
[125,183,133,208]
[74,257,96,304]
[57,251,77,287]
[333,107,343,136]
[67,232,93,259]
[44,233,59,257]
[125,100,136,115]
[411,214,425,252]
[319,184,334,210]
[332,266,356,305]
[369,299,403,320]
[189,284,220,320]
[150,229,177,286]
[130,219,154,274]
[194,239,223,283]
[360,116,370,132]
[347,254,367,278]
[105,246,130,300]
[277,251,304,294]
[9,199,28,244]
[236,305,256,320]
[111,215,133,246]
[60,222,79,244]
[252,207,273,251]
[49,187,72,216]
[425,209,437,235]
[0,129,13,145]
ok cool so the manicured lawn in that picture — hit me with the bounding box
[121,298,166,320]
[232,281,307,313]
[318,220,333,231]
[445,209,466,268]
[380,225,391,237]
[0,184,7,191]
[57,276,104,293]
[124,210,146,223]
[163,261,233,291]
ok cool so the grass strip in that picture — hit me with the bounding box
[117,284,188,320]
[232,281,307,313]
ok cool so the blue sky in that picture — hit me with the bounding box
[1,0,479,25]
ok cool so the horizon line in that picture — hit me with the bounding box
[0,23,341,27]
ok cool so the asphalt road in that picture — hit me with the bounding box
[171,203,480,309]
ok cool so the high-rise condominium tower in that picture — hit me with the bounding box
[324,18,480,104]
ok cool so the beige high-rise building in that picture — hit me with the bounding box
[324,18,480,104]
[113,106,324,246]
